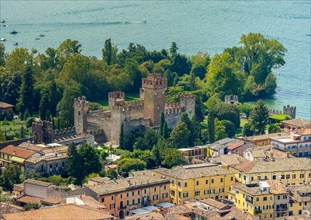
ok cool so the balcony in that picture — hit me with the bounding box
[276,206,288,211]
[246,197,253,204]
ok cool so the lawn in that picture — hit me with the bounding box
[0,119,32,140]
[95,93,140,108]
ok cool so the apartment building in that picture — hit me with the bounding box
[229,180,289,219]
[84,170,170,218]
[229,158,311,185]
[153,163,236,205]
[288,184,311,216]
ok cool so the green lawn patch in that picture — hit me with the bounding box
[270,114,291,122]
[95,93,140,108]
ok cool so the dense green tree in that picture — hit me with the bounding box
[0,165,22,191]
[268,123,281,133]
[222,120,236,138]
[239,103,253,118]
[208,111,215,143]
[0,42,5,66]
[5,48,32,73]
[102,38,117,65]
[39,89,50,120]
[0,72,22,105]
[171,54,192,76]
[119,123,125,149]
[0,131,5,142]
[212,102,240,128]
[133,128,159,150]
[242,122,253,137]
[249,100,270,134]
[169,121,190,148]
[264,73,277,96]
[17,65,34,115]
[78,144,102,177]
[215,118,227,141]
[163,122,169,139]
[65,145,83,184]
[106,168,118,179]
[160,148,183,168]
[169,42,178,57]
[117,158,146,175]
[160,112,165,137]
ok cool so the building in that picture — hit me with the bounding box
[270,128,311,157]
[24,144,68,176]
[208,138,240,157]
[3,204,113,220]
[244,132,289,146]
[178,145,208,161]
[281,118,311,130]
[243,145,290,161]
[0,102,14,118]
[228,142,257,156]
[229,180,289,219]
[288,184,311,216]
[0,145,35,171]
[74,73,196,144]
[84,170,170,218]
[230,158,311,185]
[208,154,248,166]
[153,163,236,205]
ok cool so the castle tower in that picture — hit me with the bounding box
[108,91,125,109]
[180,94,196,119]
[32,120,53,144]
[74,96,89,134]
[142,73,167,126]
[283,105,296,119]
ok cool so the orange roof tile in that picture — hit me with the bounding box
[227,141,244,150]
[0,146,35,159]
[3,204,113,220]
[231,161,257,173]
[296,128,311,136]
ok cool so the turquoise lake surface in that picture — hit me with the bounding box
[0,0,310,119]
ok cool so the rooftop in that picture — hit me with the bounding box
[208,154,247,166]
[86,170,169,196]
[232,181,287,196]
[24,179,53,187]
[200,198,229,210]
[245,132,289,142]
[282,118,311,128]
[227,141,245,150]
[154,165,235,180]
[3,204,113,220]
[18,142,45,152]
[231,158,311,173]
[0,145,35,159]
[288,184,311,203]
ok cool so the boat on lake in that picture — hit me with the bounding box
[0,38,6,41]
[10,30,18,34]
[39,34,45,37]
[13,42,18,46]
[0,20,5,23]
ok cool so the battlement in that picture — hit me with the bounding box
[108,91,125,108]
[165,103,184,115]
[53,127,76,139]
[112,100,144,114]
[269,109,283,115]
[180,94,196,100]
[283,105,296,119]
[74,96,88,107]
[142,73,167,90]
[224,95,238,104]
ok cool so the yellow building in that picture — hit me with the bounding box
[288,184,311,216]
[229,180,289,219]
[153,164,236,205]
[229,158,311,185]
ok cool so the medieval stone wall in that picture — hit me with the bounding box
[86,110,112,142]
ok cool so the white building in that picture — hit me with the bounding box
[270,128,311,157]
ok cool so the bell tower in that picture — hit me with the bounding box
[142,73,167,126]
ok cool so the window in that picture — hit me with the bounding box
[132,199,135,205]
[50,164,52,168]
[164,185,167,190]
[277,196,280,200]
[204,190,209,195]
[171,180,174,184]
[120,194,122,198]
[206,180,209,184]
[144,189,146,194]
[111,196,114,200]
[219,188,224,193]
[220,178,223,183]
[184,182,188,187]
[211,189,215,194]
[283,195,287,199]
[154,187,156,192]
[195,191,200,196]
[251,177,254,181]
[183,192,188,198]
[138,191,140,195]
[127,200,129,205]
[196,181,199,186]
[138,198,140,204]
[292,174,296,179]
[231,177,234,181]
[281,175,285,179]
[256,198,259,202]
[101,198,105,202]
[153,195,158,200]
[300,174,304,178]
[132,192,134,196]
[178,182,181,186]
[263,197,267,201]
[286,174,290,179]
[272,175,276,180]
[211,179,214,184]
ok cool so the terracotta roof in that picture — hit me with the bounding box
[209,154,247,166]
[24,179,52,187]
[16,196,41,205]
[200,198,228,210]
[0,145,35,159]
[154,165,235,180]
[231,158,311,173]
[126,212,165,220]
[0,202,23,218]
[227,141,244,150]
[296,128,311,135]
[18,142,45,152]
[245,132,289,141]
[282,118,311,128]
[3,204,113,220]
[41,196,64,205]
[0,102,13,108]
[265,180,288,194]
[288,184,311,203]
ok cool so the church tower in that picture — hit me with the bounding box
[142,73,167,126]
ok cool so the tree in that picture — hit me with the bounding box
[0,42,5,66]
[169,121,190,148]
[0,165,22,191]
[169,42,178,57]
[0,131,5,142]
[39,89,50,120]
[106,168,118,179]
[212,102,240,128]
[65,144,83,184]
[119,123,125,149]
[264,73,277,96]
[17,65,34,115]
[102,38,117,65]
[242,123,253,137]
[163,122,169,139]
[160,148,183,168]
[222,120,236,138]
[215,119,227,141]
[208,111,215,143]
[249,100,270,134]
[239,103,253,119]
[117,158,146,175]
[181,113,196,146]
[268,123,281,133]
[160,112,165,137]
[78,144,102,180]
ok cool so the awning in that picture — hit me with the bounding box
[11,156,25,164]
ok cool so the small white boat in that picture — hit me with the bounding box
[0,20,5,23]
[0,38,6,41]
[13,42,18,46]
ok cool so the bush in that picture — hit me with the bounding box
[26,117,35,128]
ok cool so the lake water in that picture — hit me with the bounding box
[1,0,310,119]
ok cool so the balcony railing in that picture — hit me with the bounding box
[254,209,262,214]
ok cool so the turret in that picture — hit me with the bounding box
[74,96,89,134]
[142,73,167,126]
[180,94,196,119]
[108,91,125,109]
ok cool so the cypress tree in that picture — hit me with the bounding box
[208,111,215,143]
[119,123,125,149]
[163,121,169,139]
[160,112,165,137]
[17,65,34,115]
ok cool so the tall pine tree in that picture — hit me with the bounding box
[119,123,125,149]
[160,112,165,137]
[208,110,215,143]
[17,65,34,115]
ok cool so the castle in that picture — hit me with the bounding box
[74,73,196,144]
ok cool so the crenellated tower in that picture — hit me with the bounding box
[108,91,125,109]
[32,120,53,144]
[283,105,296,119]
[74,96,89,134]
[142,73,167,126]
[180,94,196,119]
